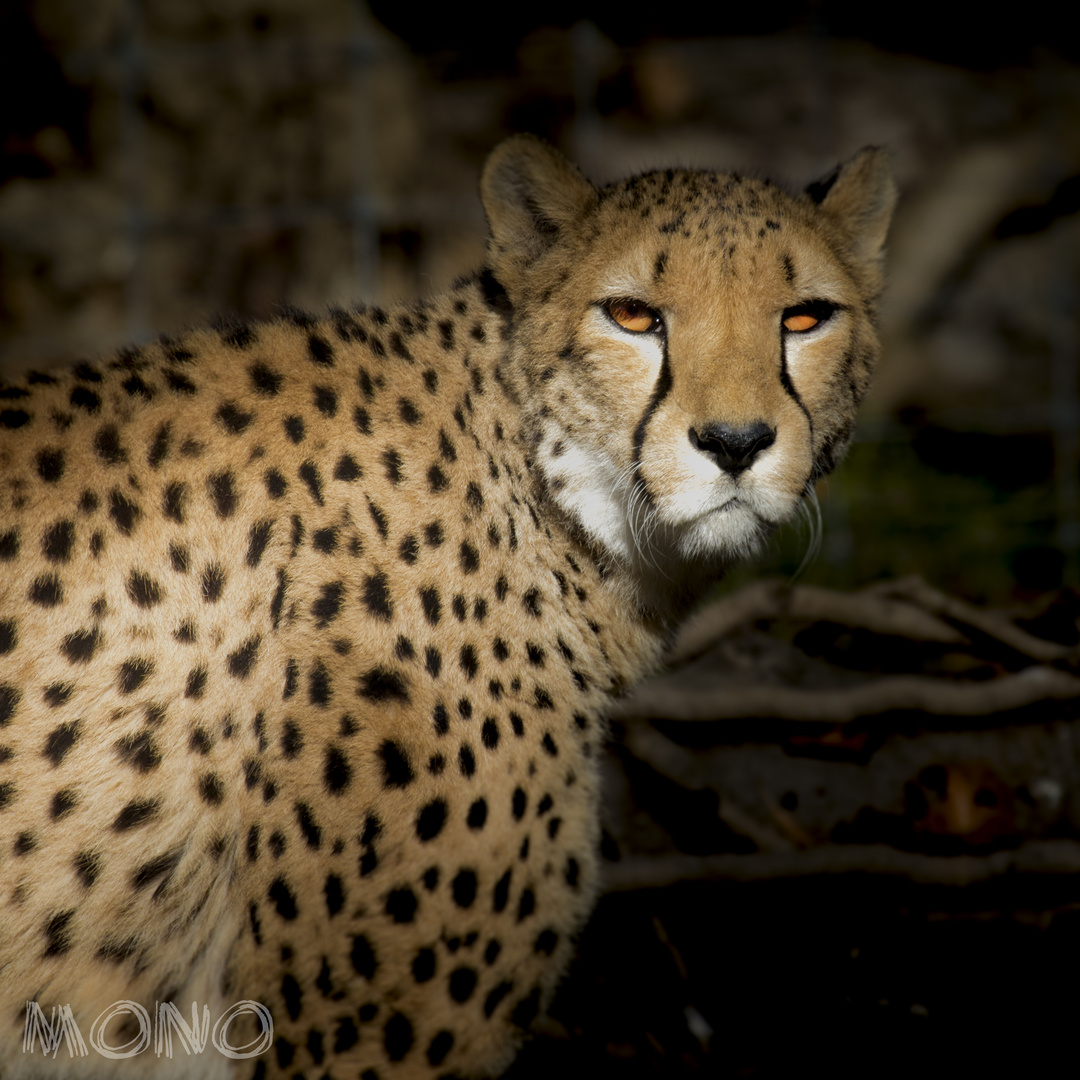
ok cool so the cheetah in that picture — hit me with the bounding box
[0,136,895,1078]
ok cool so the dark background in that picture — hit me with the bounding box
[2,3,1079,1075]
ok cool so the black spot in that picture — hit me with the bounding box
[93,425,127,464]
[70,385,101,411]
[324,745,351,793]
[458,743,476,778]
[384,1012,413,1062]
[314,385,338,416]
[312,523,338,555]
[379,740,414,787]
[334,453,361,481]
[264,468,287,498]
[535,688,555,711]
[493,639,510,662]
[0,619,15,655]
[334,1015,359,1052]
[249,362,281,395]
[481,718,499,749]
[43,718,80,765]
[419,585,441,626]
[127,569,163,608]
[385,887,418,923]
[446,867,480,912]
[146,424,171,468]
[113,798,160,831]
[308,333,334,365]
[199,773,224,804]
[541,732,558,755]
[246,520,273,567]
[465,482,484,511]
[460,541,480,574]
[310,581,345,630]
[73,851,99,888]
[62,627,100,664]
[427,464,449,492]
[208,471,238,518]
[44,682,73,707]
[307,660,334,706]
[280,720,303,759]
[163,481,187,523]
[417,799,447,841]
[452,595,467,622]
[131,847,182,890]
[565,856,580,886]
[42,910,75,957]
[510,712,524,737]
[359,667,409,703]
[199,561,226,604]
[227,635,261,679]
[0,528,20,560]
[526,643,545,667]
[118,657,154,694]
[398,398,421,425]
[217,401,254,433]
[351,934,377,978]
[296,801,322,848]
[284,415,305,443]
[42,519,75,563]
[116,731,161,772]
[467,798,488,830]
[50,789,77,819]
[353,405,371,434]
[449,967,478,1003]
[268,876,299,920]
[164,370,196,394]
[433,703,449,735]
[36,447,65,483]
[523,587,542,617]
[484,980,513,1018]
[362,571,393,620]
[412,948,436,983]
[427,1030,454,1067]
[459,644,478,679]
[367,499,388,538]
[512,788,526,820]
[29,573,63,607]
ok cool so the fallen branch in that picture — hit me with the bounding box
[601,839,1080,891]
[614,664,1080,723]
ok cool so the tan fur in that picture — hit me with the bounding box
[0,137,894,1078]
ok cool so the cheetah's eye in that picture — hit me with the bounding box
[782,300,837,334]
[605,300,662,334]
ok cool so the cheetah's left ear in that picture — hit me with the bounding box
[481,136,598,273]
[806,147,897,266]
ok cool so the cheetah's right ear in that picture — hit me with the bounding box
[481,136,598,275]
[806,147,897,268]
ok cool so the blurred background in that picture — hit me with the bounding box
[3,4,1079,1075]
[1,0,1077,602]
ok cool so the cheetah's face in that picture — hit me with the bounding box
[483,139,895,583]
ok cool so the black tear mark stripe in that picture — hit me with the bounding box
[630,342,674,505]
[779,336,812,434]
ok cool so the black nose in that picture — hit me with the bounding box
[690,421,776,476]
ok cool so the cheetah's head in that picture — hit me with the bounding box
[482,136,896,607]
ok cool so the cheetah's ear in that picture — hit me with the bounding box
[806,147,897,266]
[481,136,598,271]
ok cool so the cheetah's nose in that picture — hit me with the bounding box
[690,421,776,476]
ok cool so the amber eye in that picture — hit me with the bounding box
[783,312,819,332]
[781,300,837,334]
[606,299,661,334]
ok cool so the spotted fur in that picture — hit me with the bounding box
[0,137,894,1078]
